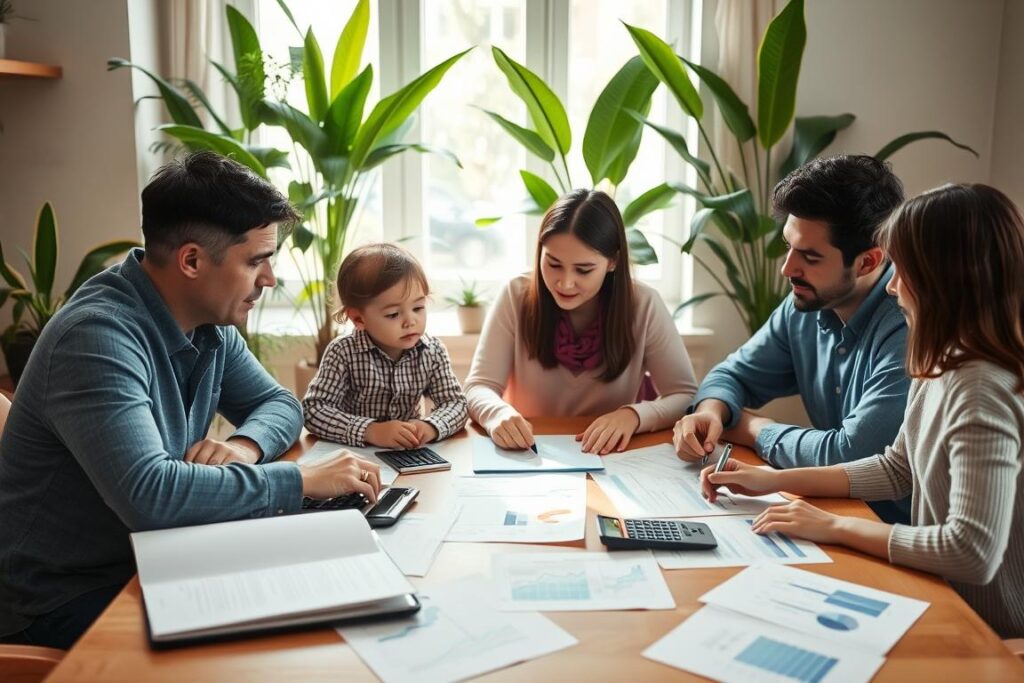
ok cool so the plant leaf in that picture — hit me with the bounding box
[331,0,369,97]
[623,23,703,119]
[622,184,675,227]
[157,124,268,176]
[478,108,555,162]
[273,0,304,38]
[702,188,759,242]
[630,111,712,181]
[583,56,659,185]
[520,170,559,211]
[32,203,57,300]
[290,224,316,252]
[260,100,329,161]
[303,28,329,123]
[364,143,462,171]
[673,291,725,317]
[626,228,658,265]
[351,49,471,170]
[778,113,856,178]
[106,59,202,127]
[756,0,806,149]
[491,47,570,154]
[65,240,139,299]
[247,145,291,170]
[179,79,234,135]
[0,240,28,289]
[874,130,979,161]
[225,6,266,131]
[682,207,721,252]
[324,64,373,156]
[680,56,755,141]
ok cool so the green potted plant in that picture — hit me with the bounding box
[444,278,487,335]
[0,202,139,385]
[624,0,977,334]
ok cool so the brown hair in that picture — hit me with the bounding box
[522,189,636,381]
[334,243,429,321]
[876,183,1024,389]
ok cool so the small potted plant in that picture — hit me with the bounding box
[445,278,487,334]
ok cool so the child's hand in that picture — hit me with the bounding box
[364,421,421,449]
[576,408,640,454]
[410,419,438,446]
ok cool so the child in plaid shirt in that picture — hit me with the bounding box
[302,243,468,448]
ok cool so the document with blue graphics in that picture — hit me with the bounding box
[700,563,929,655]
[644,605,885,683]
[655,516,832,569]
[338,575,576,683]
[492,550,675,611]
[471,434,604,474]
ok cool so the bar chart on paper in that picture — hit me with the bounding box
[735,636,838,682]
[494,551,675,611]
[656,516,832,569]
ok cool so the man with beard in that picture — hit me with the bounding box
[673,155,910,523]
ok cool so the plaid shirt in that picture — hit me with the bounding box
[302,330,468,446]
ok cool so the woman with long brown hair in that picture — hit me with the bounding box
[465,189,698,454]
[700,183,1024,638]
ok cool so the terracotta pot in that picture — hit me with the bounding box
[456,305,486,334]
[294,358,318,399]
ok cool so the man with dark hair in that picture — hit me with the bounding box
[0,152,383,649]
[673,154,911,523]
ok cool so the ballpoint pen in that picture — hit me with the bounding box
[529,443,539,454]
[713,443,734,473]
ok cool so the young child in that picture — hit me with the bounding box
[303,243,468,449]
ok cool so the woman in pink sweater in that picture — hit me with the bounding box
[464,189,698,454]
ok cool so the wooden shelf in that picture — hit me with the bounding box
[0,59,62,79]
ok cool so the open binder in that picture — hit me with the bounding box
[130,509,419,648]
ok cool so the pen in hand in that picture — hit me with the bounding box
[713,443,733,474]
[529,443,539,454]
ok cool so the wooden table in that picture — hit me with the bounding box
[46,419,1024,681]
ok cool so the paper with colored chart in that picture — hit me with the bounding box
[302,440,399,485]
[655,516,832,569]
[591,443,787,517]
[338,575,577,683]
[700,563,929,654]
[644,605,885,683]
[446,473,586,543]
[492,551,675,611]
[471,434,605,473]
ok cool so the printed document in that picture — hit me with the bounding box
[339,575,577,683]
[655,516,832,569]
[471,434,604,473]
[376,506,459,577]
[493,551,675,611]
[303,440,399,485]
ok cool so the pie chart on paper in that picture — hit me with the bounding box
[537,509,572,524]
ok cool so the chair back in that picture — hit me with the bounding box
[0,644,66,682]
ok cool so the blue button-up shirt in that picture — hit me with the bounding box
[693,265,911,522]
[0,250,303,635]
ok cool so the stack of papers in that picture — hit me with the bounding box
[591,443,787,517]
[644,564,929,682]
[339,575,577,683]
[471,434,604,473]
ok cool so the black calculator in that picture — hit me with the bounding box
[301,486,419,527]
[374,447,451,473]
[596,515,718,551]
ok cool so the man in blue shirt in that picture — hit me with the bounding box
[0,152,383,649]
[674,155,911,523]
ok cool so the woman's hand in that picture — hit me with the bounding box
[699,458,782,502]
[576,408,640,454]
[489,413,535,450]
[750,499,842,544]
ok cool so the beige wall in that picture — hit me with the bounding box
[0,0,142,374]
[990,0,1024,207]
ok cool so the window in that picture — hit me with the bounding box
[255,0,698,313]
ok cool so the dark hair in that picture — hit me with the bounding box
[522,189,635,382]
[141,151,299,265]
[773,154,904,265]
[335,243,430,321]
[876,183,1024,389]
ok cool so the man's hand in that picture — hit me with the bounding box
[576,408,640,454]
[365,420,421,449]
[488,413,535,450]
[410,419,439,446]
[299,451,382,503]
[672,399,730,462]
[184,437,261,466]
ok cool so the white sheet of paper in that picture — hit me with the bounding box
[655,516,832,569]
[375,506,459,577]
[591,443,787,517]
[338,575,577,683]
[303,440,399,485]
[446,473,586,543]
[493,551,675,611]
[644,606,885,683]
[701,563,929,654]
[471,434,604,473]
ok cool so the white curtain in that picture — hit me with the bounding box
[712,0,785,181]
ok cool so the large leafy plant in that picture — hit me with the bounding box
[0,202,139,381]
[110,0,469,364]
[625,0,976,333]
[478,48,664,265]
